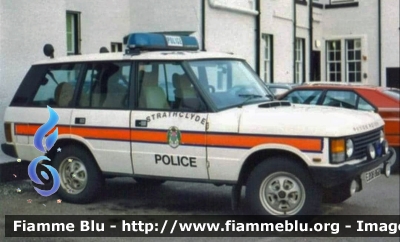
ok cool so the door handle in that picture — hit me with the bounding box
[75,117,86,124]
[135,120,147,127]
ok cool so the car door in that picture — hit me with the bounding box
[71,61,133,175]
[129,61,209,179]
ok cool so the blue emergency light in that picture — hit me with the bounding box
[124,33,199,53]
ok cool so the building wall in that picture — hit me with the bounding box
[260,0,294,83]
[0,0,67,161]
[381,0,400,86]
[129,0,201,43]
[205,0,256,67]
[321,1,379,84]
[66,0,131,54]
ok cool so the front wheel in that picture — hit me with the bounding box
[53,145,103,203]
[246,157,321,217]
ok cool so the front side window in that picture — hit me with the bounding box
[188,59,272,110]
[282,90,323,105]
[137,62,202,111]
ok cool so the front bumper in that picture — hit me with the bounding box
[309,147,396,188]
[1,143,18,158]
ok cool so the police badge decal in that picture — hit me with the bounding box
[167,126,181,148]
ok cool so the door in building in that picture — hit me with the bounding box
[311,51,321,82]
[386,67,399,88]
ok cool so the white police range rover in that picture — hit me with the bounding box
[2,33,396,218]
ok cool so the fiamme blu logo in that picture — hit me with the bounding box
[27,106,61,196]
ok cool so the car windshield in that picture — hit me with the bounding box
[187,59,272,110]
[382,89,400,100]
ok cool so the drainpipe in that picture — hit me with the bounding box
[202,0,206,51]
[378,0,382,86]
[255,0,261,75]
[309,1,313,82]
[293,0,297,83]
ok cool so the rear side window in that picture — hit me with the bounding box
[11,63,82,107]
[77,62,131,109]
[322,90,357,109]
[383,90,400,100]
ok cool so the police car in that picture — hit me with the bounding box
[2,33,396,217]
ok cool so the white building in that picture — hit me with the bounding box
[0,0,399,162]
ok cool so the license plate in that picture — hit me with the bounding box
[365,167,381,183]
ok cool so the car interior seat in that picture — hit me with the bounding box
[54,82,74,107]
[138,71,170,109]
[102,70,128,108]
[173,73,197,109]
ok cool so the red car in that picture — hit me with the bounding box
[278,83,400,170]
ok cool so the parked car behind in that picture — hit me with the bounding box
[278,82,400,170]
[264,83,300,97]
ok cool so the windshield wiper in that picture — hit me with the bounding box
[237,94,263,108]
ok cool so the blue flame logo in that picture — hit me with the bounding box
[28,106,61,196]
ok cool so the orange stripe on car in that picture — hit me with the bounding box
[14,124,322,151]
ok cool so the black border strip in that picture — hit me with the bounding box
[325,2,359,9]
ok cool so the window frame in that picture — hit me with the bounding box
[261,34,273,83]
[295,38,305,84]
[326,40,342,82]
[66,11,81,55]
[345,39,362,83]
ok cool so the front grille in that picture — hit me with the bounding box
[351,129,381,160]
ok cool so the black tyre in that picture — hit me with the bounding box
[134,177,166,186]
[391,148,399,173]
[52,145,103,203]
[246,157,321,217]
[322,181,352,204]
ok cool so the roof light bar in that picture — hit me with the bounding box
[124,33,199,53]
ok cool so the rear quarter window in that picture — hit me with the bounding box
[383,90,400,100]
[10,63,82,107]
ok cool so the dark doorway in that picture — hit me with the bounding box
[386,67,399,88]
[311,51,321,81]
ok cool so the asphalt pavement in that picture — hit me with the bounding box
[0,169,399,241]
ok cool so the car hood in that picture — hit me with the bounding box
[237,102,384,137]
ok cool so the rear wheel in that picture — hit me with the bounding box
[53,145,103,203]
[246,157,321,217]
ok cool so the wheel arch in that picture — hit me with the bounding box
[237,145,311,187]
[46,137,102,172]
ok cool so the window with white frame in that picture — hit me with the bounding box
[327,40,341,82]
[66,12,80,55]
[346,39,362,82]
[261,34,273,83]
[295,38,305,83]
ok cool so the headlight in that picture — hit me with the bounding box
[382,140,389,155]
[331,138,345,163]
[367,143,376,160]
[380,130,385,143]
[346,139,354,158]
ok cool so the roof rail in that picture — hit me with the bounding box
[302,82,377,87]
